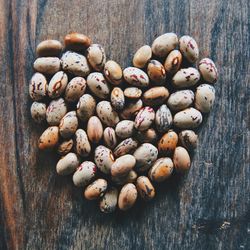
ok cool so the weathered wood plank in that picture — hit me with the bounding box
[0,0,249,249]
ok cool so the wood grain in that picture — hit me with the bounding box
[0,0,249,249]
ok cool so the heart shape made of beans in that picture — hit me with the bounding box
[29,32,218,213]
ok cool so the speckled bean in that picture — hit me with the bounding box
[195,84,215,113]
[134,106,155,131]
[148,157,174,182]
[30,102,46,123]
[113,138,138,158]
[155,104,173,133]
[46,98,67,125]
[99,187,118,213]
[38,126,59,150]
[136,176,155,201]
[96,101,120,127]
[61,51,90,77]
[84,179,108,200]
[173,108,202,129]
[48,71,68,99]
[87,72,110,99]
[72,161,97,187]
[87,44,106,71]
[103,127,117,149]
[76,94,96,122]
[198,58,218,84]
[167,90,194,112]
[75,129,91,157]
[64,77,86,102]
[133,143,158,172]
[178,130,198,151]
[123,67,149,87]
[172,67,200,88]
[59,111,78,139]
[179,35,199,63]
[94,145,115,174]
[111,87,125,110]
[115,120,135,139]
[29,73,47,101]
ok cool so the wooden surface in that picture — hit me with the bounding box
[0,0,249,249]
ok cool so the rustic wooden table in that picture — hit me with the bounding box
[0,0,249,249]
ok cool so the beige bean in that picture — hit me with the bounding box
[104,60,123,85]
[56,152,79,175]
[133,45,152,68]
[36,39,63,57]
[111,154,136,178]
[118,183,138,211]
[33,57,61,75]
[143,86,169,106]
[124,87,142,99]
[151,33,178,58]
[87,116,103,143]
[173,146,191,173]
[64,32,91,51]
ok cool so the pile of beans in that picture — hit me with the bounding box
[29,32,218,212]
